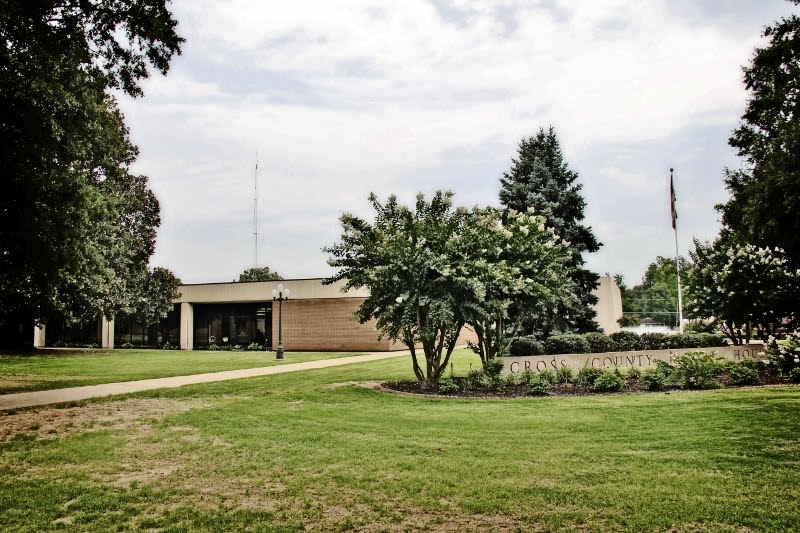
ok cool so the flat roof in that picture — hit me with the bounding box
[175,278,369,304]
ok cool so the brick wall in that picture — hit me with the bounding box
[457,324,478,347]
[272,298,391,352]
[270,298,480,353]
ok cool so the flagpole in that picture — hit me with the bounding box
[670,168,684,333]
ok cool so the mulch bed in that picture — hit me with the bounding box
[383,379,603,398]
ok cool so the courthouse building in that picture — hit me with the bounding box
[33,276,623,351]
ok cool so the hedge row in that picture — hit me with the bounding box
[508,331,727,357]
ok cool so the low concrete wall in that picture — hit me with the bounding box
[503,344,764,374]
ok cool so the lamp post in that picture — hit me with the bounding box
[272,283,290,360]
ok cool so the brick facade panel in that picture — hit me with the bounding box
[271,298,480,353]
[457,325,478,347]
[273,298,391,352]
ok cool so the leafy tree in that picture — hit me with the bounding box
[325,192,472,389]
[499,126,602,335]
[457,208,570,365]
[0,1,183,343]
[718,1,800,266]
[236,266,283,282]
[325,192,569,386]
[617,314,641,328]
[613,273,627,296]
[686,239,800,344]
[123,267,181,325]
[623,256,690,328]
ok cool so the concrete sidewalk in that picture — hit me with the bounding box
[0,351,408,411]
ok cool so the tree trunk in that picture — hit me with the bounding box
[407,341,425,383]
[437,322,463,377]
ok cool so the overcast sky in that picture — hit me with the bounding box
[118,0,796,286]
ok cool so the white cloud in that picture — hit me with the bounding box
[115,0,794,283]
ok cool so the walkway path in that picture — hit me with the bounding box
[0,351,408,411]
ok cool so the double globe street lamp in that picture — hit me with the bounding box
[272,283,290,360]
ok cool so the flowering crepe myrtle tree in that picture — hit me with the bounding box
[325,191,478,388]
[325,192,573,385]
[454,208,571,365]
[764,331,800,375]
[686,239,800,344]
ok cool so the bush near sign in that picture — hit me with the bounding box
[503,345,763,375]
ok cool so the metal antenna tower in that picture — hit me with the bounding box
[253,151,259,268]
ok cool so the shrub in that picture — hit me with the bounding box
[538,369,556,385]
[739,359,759,371]
[672,351,722,389]
[162,341,175,350]
[640,332,670,350]
[576,366,604,387]
[623,366,642,381]
[120,342,134,349]
[593,371,625,392]
[610,331,643,352]
[437,376,459,394]
[717,358,736,374]
[465,362,504,390]
[789,368,800,383]
[477,373,495,389]
[556,366,574,384]
[509,336,545,356]
[247,342,262,351]
[765,332,800,375]
[728,362,759,386]
[465,368,483,386]
[696,333,728,347]
[654,360,676,376]
[503,372,519,388]
[528,376,551,396]
[483,358,505,379]
[208,343,221,351]
[674,333,708,349]
[545,334,590,355]
[519,368,537,386]
[641,367,670,391]
[583,332,616,353]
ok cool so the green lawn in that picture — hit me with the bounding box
[1,349,798,531]
[0,349,361,394]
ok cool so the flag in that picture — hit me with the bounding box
[670,170,677,230]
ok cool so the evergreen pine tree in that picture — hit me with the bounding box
[499,126,602,335]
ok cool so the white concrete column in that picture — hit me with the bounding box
[33,324,46,348]
[180,303,194,350]
[101,317,114,348]
[592,276,623,334]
